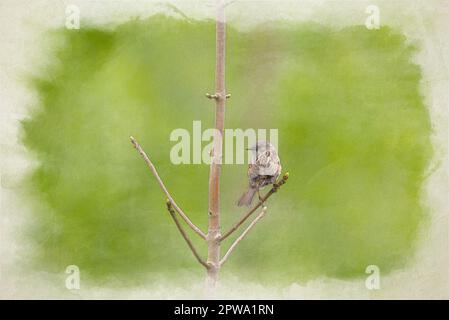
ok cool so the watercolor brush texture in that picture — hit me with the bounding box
[19,15,432,286]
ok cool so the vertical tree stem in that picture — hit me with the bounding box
[206,0,226,287]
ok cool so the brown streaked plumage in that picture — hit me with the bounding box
[237,141,281,206]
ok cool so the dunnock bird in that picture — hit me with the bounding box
[237,141,282,206]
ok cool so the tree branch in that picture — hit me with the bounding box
[205,0,227,286]
[220,205,268,266]
[220,172,289,242]
[130,136,207,239]
[166,201,209,269]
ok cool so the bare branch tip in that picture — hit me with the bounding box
[206,93,220,100]
[129,136,138,147]
[165,198,172,208]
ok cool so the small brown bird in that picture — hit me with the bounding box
[237,141,282,206]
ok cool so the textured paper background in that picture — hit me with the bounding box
[0,0,448,299]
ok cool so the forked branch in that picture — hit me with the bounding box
[166,201,209,269]
[220,205,268,266]
[130,136,207,239]
[220,172,289,242]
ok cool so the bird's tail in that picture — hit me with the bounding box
[237,187,257,207]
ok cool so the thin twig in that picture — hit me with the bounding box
[130,136,207,239]
[220,172,289,242]
[205,93,220,100]
[220,205,268,266]
[166,201,209,269]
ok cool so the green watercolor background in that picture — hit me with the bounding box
[21,16,431,284]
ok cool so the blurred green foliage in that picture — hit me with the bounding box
[21,16,431,284]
